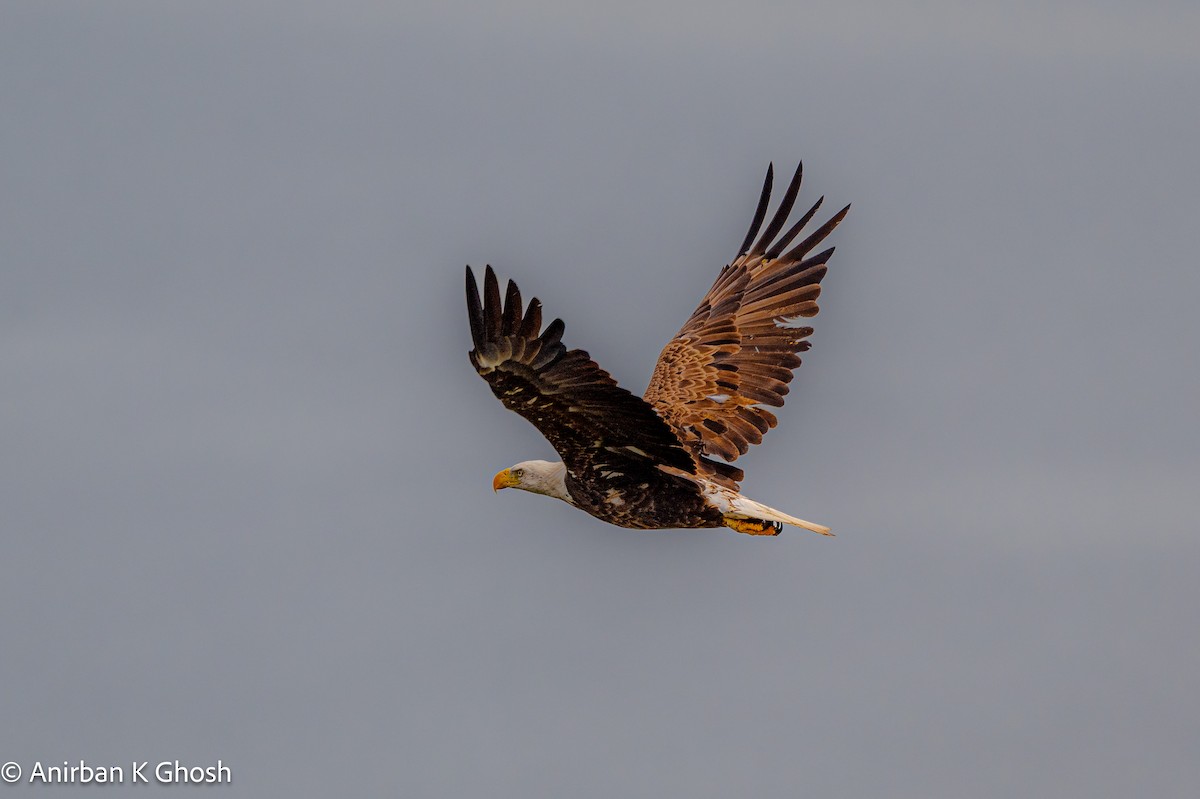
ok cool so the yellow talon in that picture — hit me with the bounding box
[724,517,783,536]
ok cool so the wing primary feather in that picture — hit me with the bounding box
[483,265,503,341]
[518,297,542,340]
[801,246,836,268]
[501,279,522,335]
[539,317,565,349]
[737,163,774,256]
[465,266,485,350]
[765,195,824,259]
[780,204,851,264]
[750,162,803,256]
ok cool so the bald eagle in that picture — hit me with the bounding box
[466,163,848,536]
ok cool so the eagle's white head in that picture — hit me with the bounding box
[492,460,572,503]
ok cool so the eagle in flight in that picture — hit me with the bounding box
[466,162,848,536]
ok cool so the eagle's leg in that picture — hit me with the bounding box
[723,517,783,536]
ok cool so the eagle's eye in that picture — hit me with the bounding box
[513,468,524,478]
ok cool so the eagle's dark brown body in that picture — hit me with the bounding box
[562,462,725,530]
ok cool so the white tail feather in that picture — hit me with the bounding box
[724,494,833,536]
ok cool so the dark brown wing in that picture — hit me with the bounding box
[466,265,696,478]
[643,162,849,462]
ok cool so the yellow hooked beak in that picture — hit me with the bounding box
[492,468,519,492]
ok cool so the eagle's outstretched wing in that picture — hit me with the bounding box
[467,265,696,478]
[643,163,849,463]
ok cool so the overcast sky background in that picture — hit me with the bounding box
[3,2,1198,796]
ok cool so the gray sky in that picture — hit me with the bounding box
[3,2,1198,796]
